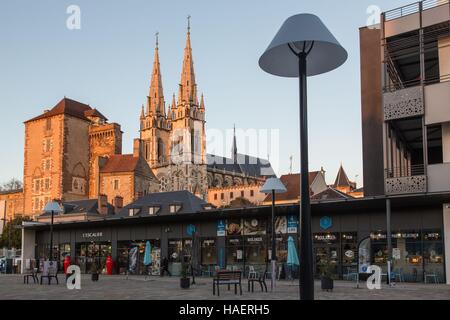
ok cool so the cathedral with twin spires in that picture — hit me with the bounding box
[140,21,208,199]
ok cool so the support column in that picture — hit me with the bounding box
[21,227,36,274]
[386,198,392,285]
[444,204,450,285]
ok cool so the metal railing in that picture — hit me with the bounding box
[384,0,449,21]
[385,164,425,178]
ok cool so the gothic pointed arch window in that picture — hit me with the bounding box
[157,138,164,163]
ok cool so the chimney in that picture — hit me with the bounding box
[98,194,108,215]
[133,138,143,158]
[113,196,123,214]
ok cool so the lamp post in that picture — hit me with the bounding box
[261,178,287,292]
[259,14,347,300]
[43,201,63,262]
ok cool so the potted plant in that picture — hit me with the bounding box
[318,261,334,291]
[180,260,190,289]
[90,263,99,282]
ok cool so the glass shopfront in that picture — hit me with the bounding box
[75,242,112,274]
[168,238,192,276]
[36,243,70,272]
[370,229,445,283]
[244,236,267,269]
[314,233,340,279]
[116,240,161,275]
[201,238,217,266]
[226,236,244,269]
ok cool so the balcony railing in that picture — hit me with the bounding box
[383,85,424,120]
[385,164,425,178]
[385,165,427,194]
[384,0,449,21]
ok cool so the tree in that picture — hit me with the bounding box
[0,216,30,249]
[0,178,23,192]
[224,197,255,209]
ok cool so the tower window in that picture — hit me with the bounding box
[45,118,52,131]
[114,179,120,190]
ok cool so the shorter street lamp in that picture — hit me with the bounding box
[261,178,287,292]
[43,200,63,262]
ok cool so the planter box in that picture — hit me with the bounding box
[180,277,190,289]
[321,276,333,291]
[91,273,99,282]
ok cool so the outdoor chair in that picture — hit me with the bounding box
[40,268,59,285]
[425,272,440,284]
[212,270,242,296]
[247,267,268,293]
[23,268,38,284]
[392,269,404,282]
[247,266,258,279]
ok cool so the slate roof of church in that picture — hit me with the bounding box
[207,153,275,178]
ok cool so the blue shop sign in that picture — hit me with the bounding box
[287,215,298,233]
[187,224,196,236]
[217,220,226,237]
[320,216,332,230]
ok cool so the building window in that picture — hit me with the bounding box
[169,204,182,213]
[114,179,120,190]
[220,193,224,200]
[230,192,234,199]
[241,191,245,198]
[148,206,161,215]
[129,208,140,217]
[43,139,52,153]
[45,178,50,191]
[45,118,52,131]
[214,194,218,200]
[250,190,254,197]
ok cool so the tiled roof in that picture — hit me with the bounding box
[25,98,105,123]
[264,172,319,202]
[39,199,114,216]
[334,165,352,188]
[311,187,353,201]
[207,153,275,178]
[117,190,208,217]
[84,108,108,121]
[100,155,139,173]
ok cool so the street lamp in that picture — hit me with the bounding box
[43,200,63,262]
[259,14,347,300]
[261,178,287,292]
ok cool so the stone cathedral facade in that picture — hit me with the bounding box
[140,26,208,200]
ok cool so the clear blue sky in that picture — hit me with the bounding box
[0,0,414,186]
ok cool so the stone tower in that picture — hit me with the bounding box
[140,33,171,169]
[141,19,207,199]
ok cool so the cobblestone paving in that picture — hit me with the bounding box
[0,274,449,300]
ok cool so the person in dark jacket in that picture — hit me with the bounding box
[160,257,171,277]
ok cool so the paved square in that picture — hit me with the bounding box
[0,274,449,300]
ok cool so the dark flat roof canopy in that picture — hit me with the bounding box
[24,192,450,231]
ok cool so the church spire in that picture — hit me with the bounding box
[178,16,197,105]
[232,124,237,164]
[148,32,165,116]
[200,93,205,111]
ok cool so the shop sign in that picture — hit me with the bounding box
[287,215,298,233]
[217,220,226,237]
[246,237,263,243]
[275,216,287,234]
[392,248,401,260]
[227,219,242,236]
[202,239,215,246]
[243,219,266,235]
[187,224,196,236]
[320,216,332,230]
[358,237,371,274]
[314,233,337,242]
[81,232,103,239]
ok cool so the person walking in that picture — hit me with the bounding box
[160,257,171,277]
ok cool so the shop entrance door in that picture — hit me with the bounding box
[314,245,340,279]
